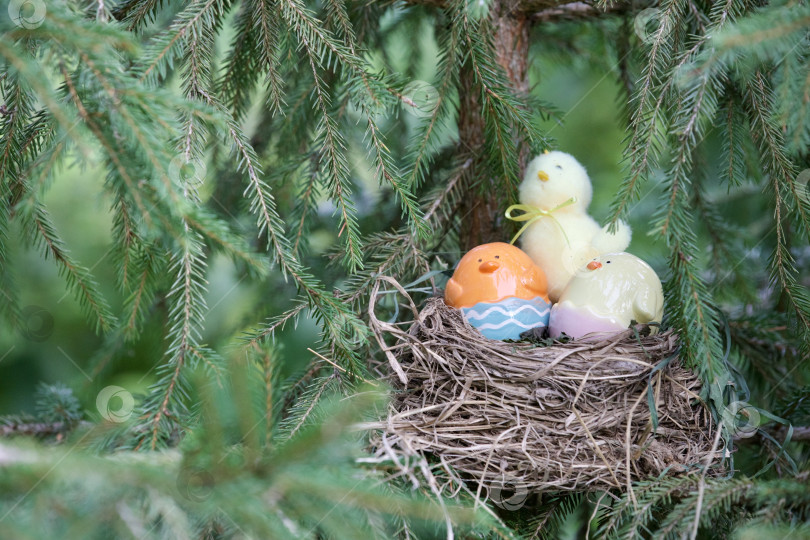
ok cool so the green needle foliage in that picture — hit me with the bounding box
[0,368,487,538]
[0,0,808,538]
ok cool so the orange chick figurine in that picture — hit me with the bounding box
[445,243,551,340]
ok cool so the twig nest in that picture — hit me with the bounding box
[369,283,721,494]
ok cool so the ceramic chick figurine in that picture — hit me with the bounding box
[548,252,664,340]
[445,242,551,340]
[515,151,632,302]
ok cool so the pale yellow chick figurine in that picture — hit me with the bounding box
[518,151,631,301]
[548,252,664,340]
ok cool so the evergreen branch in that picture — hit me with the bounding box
[138,0,226,84]
[423,156,472,227]
[656,480,752,538]
[111,193,141,292]
[21,203,116,334]
[598,475,700,537]
[179,21,217,160]
[276,0,360,71]
[229,120,366,371]
[77,53,181,205]
[186,209,269,277]
[141,231,208,450]
[658,64,724,238]
[246,301,309,348]
[251,0,286,113]
[744,72,810,335]
[217,0,263,119]
[113,0,164,30]
[609,0,684,224]
[665,235,725,377]
[457,6,546,192]
[0,73,31,325]
[358,100,428,239]
[120,249,160,342]
[692,184,756,302]
[403,17,460,192]
[0,40,86,155]
[745,72,810,239]
[323,0,356,47]
[651,78,725,379]
[0,75,28,182]
[528,493,583,540]
[786,63,810,154]
[460,12,536,141]
[320,0,429,244]
[17,132,67,209]
[719,96,750,187]
[612,0,747,225]
[301,41,362,269]
[59,62,154,228]
[282,373,340,439]
[291,155,321,255]
[711,7,810,57]
[338,231,429,307]
[229,121,301,279]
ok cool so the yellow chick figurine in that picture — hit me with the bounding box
[517,151,632,301]
[548,252,664,340]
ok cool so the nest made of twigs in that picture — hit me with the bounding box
[367,278,723,493]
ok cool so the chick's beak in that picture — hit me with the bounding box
[479,261,500,273]
[586,261,602,270]
[537,170,550,182]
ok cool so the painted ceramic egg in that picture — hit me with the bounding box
[444,243,551,340]
[549,252,664,340]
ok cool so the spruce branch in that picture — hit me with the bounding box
[139,231,209,450]
[229,118,366,371]
[719,95,752,187]
[403,16,461,192]
[0,73,31,325]
[0,40,86,156]
[744,72,810,240]
[457,3,546,192]
[291,155,321,255]
[300,42,362,270]
[217,1,265,119]
[59,63,153,227]
[609,0,685,225]
[138,0,227,85]
[744,72,810,337]
[357,97,429,240]
[19,201,117,334]
[120,249,161,342]
[251,0,286,114]
[113,0,164,30]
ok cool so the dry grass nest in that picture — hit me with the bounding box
[366,278,723,494]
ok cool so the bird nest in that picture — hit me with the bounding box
[366,278,723,494]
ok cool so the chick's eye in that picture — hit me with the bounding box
[495,255,500,259]
[478,259,482,262]
[607,260,611,263]
[555,165,562,170]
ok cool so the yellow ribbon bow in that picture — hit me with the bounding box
[504,197,577,246]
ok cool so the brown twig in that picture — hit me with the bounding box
[0,421,87,437]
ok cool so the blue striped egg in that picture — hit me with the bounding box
[461,296,551,340]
